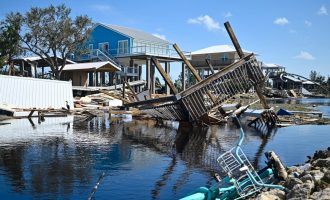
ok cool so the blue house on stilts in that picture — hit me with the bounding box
[73,23,188,94]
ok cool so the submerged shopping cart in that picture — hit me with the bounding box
[180,115,286,200]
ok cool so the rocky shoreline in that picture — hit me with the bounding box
[248,147,330,200]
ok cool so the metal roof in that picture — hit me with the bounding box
[262,63,285,68]
[283,75,302,83]
[63,61,121,72]
[98,23,170,45]
[191,44,251,55]
[0,75,73,109]
[15,56,76,63]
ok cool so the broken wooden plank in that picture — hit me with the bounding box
[99,89,130,104]
[124,81,140,101]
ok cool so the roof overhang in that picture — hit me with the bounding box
[13,56,76,67]
[63,61,121,72]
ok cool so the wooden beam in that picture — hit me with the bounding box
[122,81,126,99]
[173,43,216,102]
[173,43,202,82]
[124,95,177,108]
[224,22,244,59]
[124,81,140,101]
[99,89,130,104]
[151,57,178,95]
[146,58,151,90]
[224,21,269,109]
[205,59,215,74]
[165,61,170,95]
[182,63,186,91]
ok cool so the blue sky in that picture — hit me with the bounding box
[1,0,329,80]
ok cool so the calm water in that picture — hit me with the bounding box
[0,98,329,200]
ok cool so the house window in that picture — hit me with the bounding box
[221,53,228,63]
[118,40,129,55]
[98,42,109,54]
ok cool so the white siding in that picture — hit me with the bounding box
[0,75,73,109]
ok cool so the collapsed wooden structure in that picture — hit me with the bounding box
[124,22,269,123]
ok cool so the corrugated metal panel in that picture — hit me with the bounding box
[0,75,74,109]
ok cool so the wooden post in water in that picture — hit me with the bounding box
[224,21,270,109]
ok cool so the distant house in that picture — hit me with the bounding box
[260,63,318,91]
[261,63,285,78]
[190,45,251,79]
[73,23,186,93]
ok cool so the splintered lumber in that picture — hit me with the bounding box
[290,89,298,98]
[124,81,140,101]
[126,54,265,122]
[224,21,269,109]
[99,89,130,104]
[125,22,268,122]
[151,57,178,95]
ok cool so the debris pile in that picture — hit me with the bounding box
[247,147,330,200]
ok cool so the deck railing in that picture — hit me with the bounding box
[73,45,191,62]
[125,54,265,122]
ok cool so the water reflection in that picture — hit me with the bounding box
[0,111,329,199]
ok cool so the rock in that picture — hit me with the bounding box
[321,170,330,184]
[301,174,313,183]
[310,170,325,182]
[284,177,303,189]
[299,163,312,172]
[311,148,330,161]
[309,188,330,200]
[255,189,285,200]
[287,166,303,175]
[313,158,330,168]
[286,182,314,199]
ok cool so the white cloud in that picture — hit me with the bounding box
[223,11,232,18]
[273,17,289,25]
[187,15,221,31]
[304,20,312,27]
[294,51,315,60]
[152,33,166,40]
[91,4,113,12]
[317,5,328,15]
